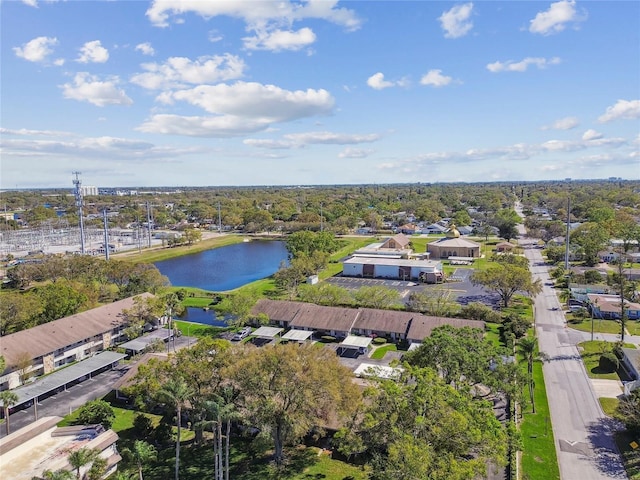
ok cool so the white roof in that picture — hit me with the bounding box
[251,326,284,338]
[281,329,313,341]
[353,363,403,379]
[340,335,373,349]
[343,256,442,269]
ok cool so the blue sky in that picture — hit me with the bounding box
[1,0,638,188]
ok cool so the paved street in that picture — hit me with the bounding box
[518,222,627,479]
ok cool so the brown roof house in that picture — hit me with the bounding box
[0,293,154,390]
[427,225,481,260]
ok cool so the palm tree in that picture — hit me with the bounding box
[40,469,74,480]
[67,447,99,480]
[122,440,157,480]
[201,387,239,480]
[518,337,540,413]
[158,378,193,480]
[0,390,18,436]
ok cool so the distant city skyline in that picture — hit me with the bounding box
[1,0,639,188]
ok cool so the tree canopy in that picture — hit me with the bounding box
[471,263,542,308]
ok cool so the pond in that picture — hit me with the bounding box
[177,307,228,327]
[154,239,289,292]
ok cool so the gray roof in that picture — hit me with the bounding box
[341,335,373,349]
[119,328,171,353]
[11,351,126,405]
[343,256,442,269]
[1,293,153,368]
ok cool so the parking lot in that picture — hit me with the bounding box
[326,268,500,307]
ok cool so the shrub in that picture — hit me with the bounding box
[373,337,387,345]
[599,353,619,373]
[75,399,115,429]
[320,335,337,343]
[133,413,154,437]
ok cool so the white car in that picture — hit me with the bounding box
[232,327,252,341]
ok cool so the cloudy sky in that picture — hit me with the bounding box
[1,0,638,188]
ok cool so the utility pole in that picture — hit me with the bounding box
[146,201,153,248]
[72,172,86,254]
[564,196,570,271]
[102,209,110,261]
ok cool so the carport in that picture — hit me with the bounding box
[9,351,126,419]
[249,326,283,346]
[281,329,313,343]
[337,335,373,357]
[119,329,172,356]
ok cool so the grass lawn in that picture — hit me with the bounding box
[520,361,560,480]
[579,341,626,380]
[370,344,397,360]
[503,296,534,322]
[569,318,623,335]
[599,397,620,417]
[173,320,228,338]
[484,322,503,349]
[115,235,244,263]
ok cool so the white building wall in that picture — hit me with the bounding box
[343,264,364,276]
[374,264,399,279]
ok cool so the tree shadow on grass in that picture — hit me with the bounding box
[585,416,628,479]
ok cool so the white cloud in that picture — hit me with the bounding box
[243,27,316,51]
[61,73,133,107]
[21,0,38,6]
[131,54,246,90]
[146,0,362,35]
[0,127,75,137]
[339,147,373,159]
[244,131,380,150]
[367,72,397,90]
[208,30,223,43]
[598,99,640,123]
[420,69,453,87]
[13,36,58,63]
[283,131,380,145]
[138,82,335,137]
[541,116,579,130]
[76,40,109,63]
[486,56,561,73]
[529,0,585,35]
[135,42,155,56]
[582,129,603,141]
[438,3,474,39]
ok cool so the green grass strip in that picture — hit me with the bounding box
[520,360,560,480]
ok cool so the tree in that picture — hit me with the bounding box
[183,228,202,245]
[0,291,43,335]
[404,325,498,390]
[0,390,18,435]
[216,291,257,326]
[67,447,99,480]
[228,343,361,466]
[122,440,157,480]
[517,337,540,413]
[298,282,353,306]
[570,222,609,267]
[617,389,640,435]
[35,281,88,324]
[406,288,459,317]
[471,263,542,308]
[86,456,107,480]
[157,378,194,480]
[341,366,506,480]
[353,286,401,309]
[41,469,74,480]
[75,399,115,429]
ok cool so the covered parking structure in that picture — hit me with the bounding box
[281,329,314,343]
[338,335,373,357]
[249,326,283,346]
[119,329,174,356]
[7,351,126,418]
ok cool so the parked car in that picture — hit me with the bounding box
[232,326,252,341]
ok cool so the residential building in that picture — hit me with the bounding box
[0,293,154,390]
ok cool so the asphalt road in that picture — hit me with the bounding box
[518,223,627,479]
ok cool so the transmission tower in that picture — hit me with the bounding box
[72,171,86,254]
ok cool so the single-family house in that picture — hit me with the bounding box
[586,294,640,320]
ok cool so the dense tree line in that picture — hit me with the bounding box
[0,255,167,335]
